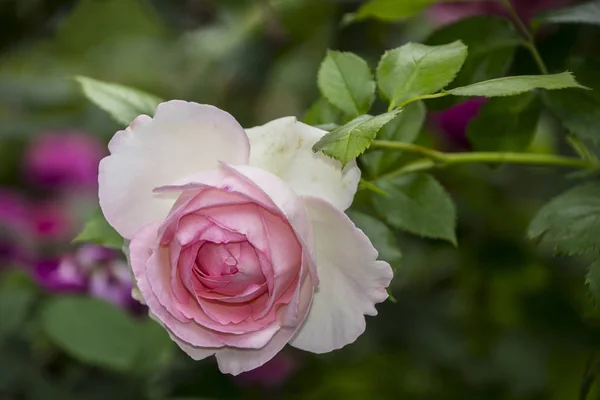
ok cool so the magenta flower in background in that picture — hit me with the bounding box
[429,0,575,25]
[32,244,143,314]
[430,97,486,149]
[30,200,73,241]
[24,131,105,191]
[234,351,297,388]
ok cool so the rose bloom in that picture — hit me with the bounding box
[99,101,392,375]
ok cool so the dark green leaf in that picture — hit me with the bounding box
[536,1,600,26]
[312,111,399,166]
[426,16,520,109]
[361,101,426,176]
[347,211,402,267]
[76,76,163,126]
[346,0,438,23]
[303,97,344,126]
[377,41,467,108]
[586,258,600,306]
[545,58,600,142]
[73,210,124,250]
[134,318,175,375]
[42,296,139,371]
[448,72,586,97]
[528,183,600,255]
[467,93,540,151]
[317,50,375,116]
[0,287,34,338]
[373,174,457,244]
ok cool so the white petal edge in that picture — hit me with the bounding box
[246,117,361,211]
[290,196,393,353]
[99,101,250,239]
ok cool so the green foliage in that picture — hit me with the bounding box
[362,101,426,176]
[347,211,402,268]
[536,1,600,26]
[134,319,175,375]
[373,174,457,244]
[312,111,399,166]
[73,210,124,250]
[545,58,600,143]
[0,286,35,338]
[42,297,139,372]
[467,93,540,152]
[586,258,600,306]
[345,0,438,23]
[448,72,585,97]
[76,76,163,126]
[426,16,520,108]
[528,183,600,255]
[377,41,468,108]
[317,50,375,116]
[303,97,344,126]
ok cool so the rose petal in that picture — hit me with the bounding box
[129,222,223,348]
[99,101,250,239]
[215,276,313,375]
[246,117,361,211]
[290,196,393,353]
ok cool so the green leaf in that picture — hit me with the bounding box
[134,318,175,375]
[317,50,375,116]
[312,111,399,166]
[361,101,426,176]
[347,211,402,268]
[467,93,541,152]
[347,0,438,23]
[0,287,35,338]
[373,174,457,244]
[303,97,344,126]
[528,183,600,255]
[377,41,468,109]
[536,1,600,26]
[426,16,520,109]
[586,258,600,307]
[73,210,124,250]
[76,76,163,126]
[42,296,139,372]
[448,72,586,97]
[545,59,600,142]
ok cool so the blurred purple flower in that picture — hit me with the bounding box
[428,0,574,25]
[30,201,73,241]
[34,258,88,293]
[33,244,143,314]
[234,351,296,387]
[430,97,486,149]
[24,131,105,191]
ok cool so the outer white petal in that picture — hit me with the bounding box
[99,101,250,239]
[246,117,361,211]
[290,196,393,353]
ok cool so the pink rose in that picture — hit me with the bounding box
[99,101,392,375]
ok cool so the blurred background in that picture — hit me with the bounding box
[1,0,600,399]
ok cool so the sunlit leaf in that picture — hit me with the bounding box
[448,72,586,97]
[377,41,467,108]
[318,50,375,116]
[312,111,399,166]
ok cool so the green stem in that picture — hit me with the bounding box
[370,140,598,181]
[500,0,549,74]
